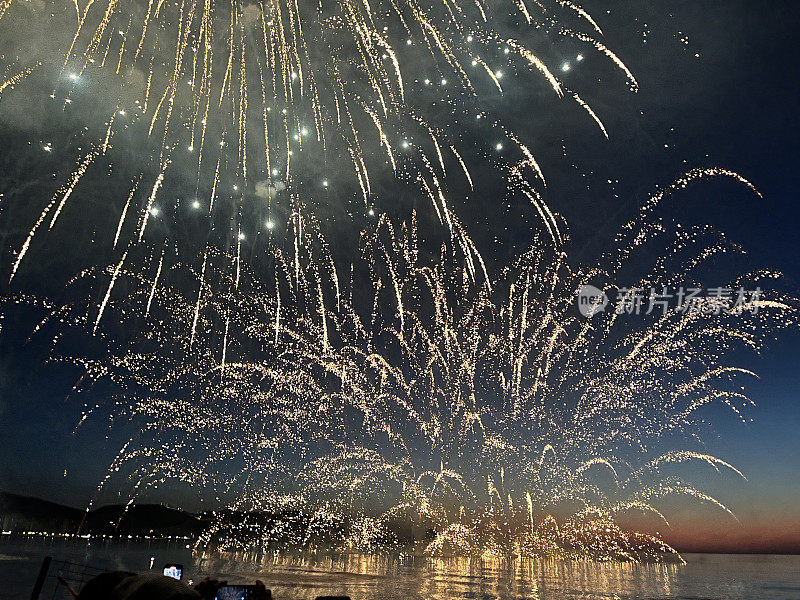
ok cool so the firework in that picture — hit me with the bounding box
[4,173,794,561]
[0,0,794,564]
[0,0,632,287]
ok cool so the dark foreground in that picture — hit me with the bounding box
[1,536,799,600]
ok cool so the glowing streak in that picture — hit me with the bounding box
[568,30,638,91]
[93,251,127,335]
[9,200,55,284]
[190,251,208,346]
[113,180,139,249]
[510,41,563,97]
[0,63,38,98]
[221,316,229,374]
[573,93,608,139]
[50,152,97,230]
[557,1,603,35]
[450,145,473,190]
[145,248,163,316]
[274,275,281,345]
[138,170,166,242]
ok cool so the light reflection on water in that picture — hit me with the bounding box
[2,538,799,600]
[200,549,798,600]
[206,551,681,599]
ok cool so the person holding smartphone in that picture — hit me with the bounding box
[213,583,272,600]
[70,572,271,600]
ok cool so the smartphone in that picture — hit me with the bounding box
[215,585,261,600]
[162,564,183,580]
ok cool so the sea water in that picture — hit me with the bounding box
[1,536,798,600]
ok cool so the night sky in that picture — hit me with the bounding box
[0,0,799,553]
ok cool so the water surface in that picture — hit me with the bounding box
[2,536,798,599]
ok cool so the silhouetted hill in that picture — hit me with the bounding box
[0,491,81,533]
[0,491,208,536]
[88,503,206,535]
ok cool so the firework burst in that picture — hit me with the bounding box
[0,0,634,289]
[4,172,795,561]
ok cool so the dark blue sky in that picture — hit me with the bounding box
[561,1,800,549]
[0,0,799,551]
